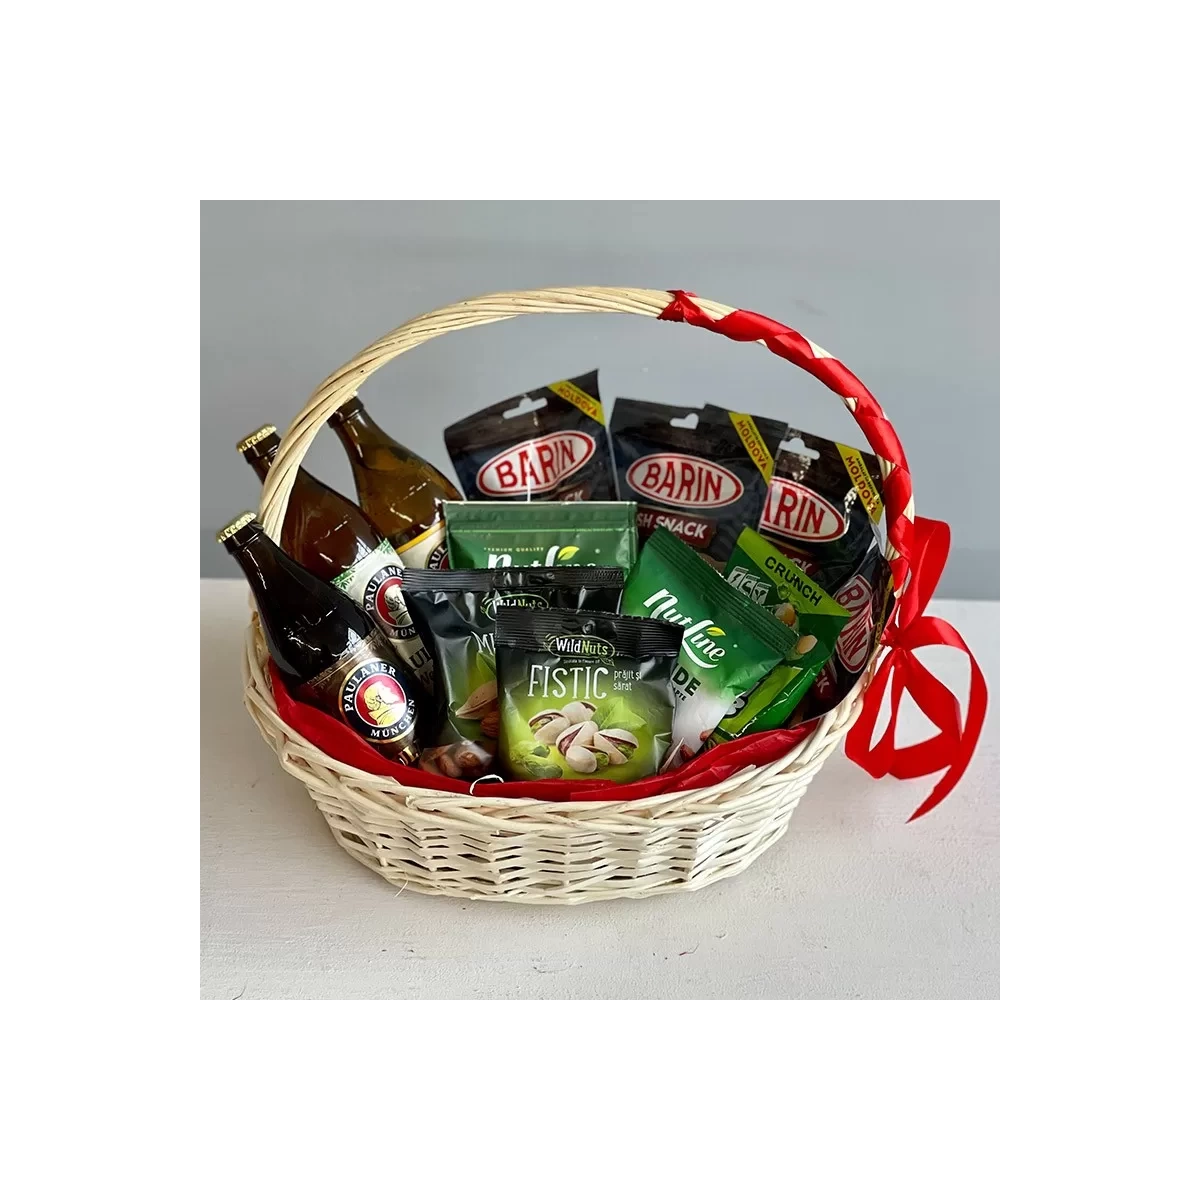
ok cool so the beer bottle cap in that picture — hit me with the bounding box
[236,425,278,454]
[216,512,258,543]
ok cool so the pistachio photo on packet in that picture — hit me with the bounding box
[705,526,850,746]
[403,567,625,781]
[620,527,797,767]
[443,500,638,573]
[495,608,682,784]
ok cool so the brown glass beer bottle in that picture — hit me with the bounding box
[218,512,421,764]
[327,396,461,570]
[237,425,435,691]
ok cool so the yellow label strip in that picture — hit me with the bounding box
[548,379,605,425]
[836,443,884,523]
[729,412,775,485]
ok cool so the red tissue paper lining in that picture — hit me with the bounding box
[267,659,818,804]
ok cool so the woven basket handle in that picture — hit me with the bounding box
[259,287,916,589]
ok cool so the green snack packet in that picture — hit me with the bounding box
[620,527,797,767]
[403,567,624,781]
[443,500,639,573]
[495,608,682,783]
[706,527,851,746]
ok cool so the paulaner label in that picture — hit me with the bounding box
[295,629,419,764]
[332,541,435,690]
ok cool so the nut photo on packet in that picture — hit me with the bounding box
[443,500,638,573]
[495,609,682,783]
[443,370,617,503]
[706,527,851,746]
[609,398,788,565]
[620,527,797,767]
[402,566,625,780]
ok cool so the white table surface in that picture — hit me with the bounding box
[201,579,999,1000]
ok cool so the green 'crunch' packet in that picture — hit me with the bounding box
[620,527,797,767]
[443,501,639,573]
[706,527,850,746]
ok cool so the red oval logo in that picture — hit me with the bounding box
[625,453,743,509]
[834,574,874,673]
[759,478,848,543]
[476,432,596,497]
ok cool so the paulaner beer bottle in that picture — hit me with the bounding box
[218,512,421,765]
[237,425,435,692]
[328,396,460,570]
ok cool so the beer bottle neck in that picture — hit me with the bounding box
[247,436,322,499]
[330,400,411,459]
[225,524,371,684]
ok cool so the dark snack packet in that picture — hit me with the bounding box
[758,428,887,594]
[797,542,895,721]
[443,370,617,503]
[609,398,788,566]
[402,567,624,780]
[495,608,682,783]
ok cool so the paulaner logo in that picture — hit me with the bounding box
[640,588,726,669]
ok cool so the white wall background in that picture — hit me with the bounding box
[200,201,998,597]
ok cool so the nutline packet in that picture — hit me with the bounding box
[443,500,638,573]
[495,608,682,784]
[402,567,624,781]
[758,428,887,594]
[796,542,895,722]
[443,370,617,503]
[609,398,788,566]
[705,527,851,747]
[619,527,797,768]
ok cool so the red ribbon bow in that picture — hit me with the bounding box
[658,289,988,820]
[843,516,988,821]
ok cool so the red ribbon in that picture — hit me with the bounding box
[843,517,988,820]
[659,291,988,819]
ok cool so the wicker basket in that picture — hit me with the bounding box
[240,287,915,904]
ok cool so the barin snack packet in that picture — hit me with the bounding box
[620,527,797,767]
[403,567,625,780]
[443,500,638,573]
[758,428,887,593]
[798,542,895,721]
[609,398,788,565]
[443,370,617,502]
[495,608,682,783]
[705,526,850,746]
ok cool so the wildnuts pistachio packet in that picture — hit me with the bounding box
[494,608,682,783]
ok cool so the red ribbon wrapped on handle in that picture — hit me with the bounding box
[657,291,988,819]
